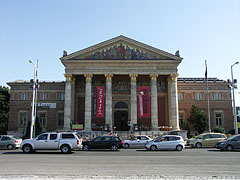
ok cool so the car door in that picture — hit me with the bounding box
[156,137,169,150]
[0,136,2,148]
[34,134,49,149]
[168,136,178,149]
[0,136,11,148]
[128,137,138,148]
[202,134,211,147]
[210,134,223,147]
[48,134,59,149]
[232,136,240,149]
[139,136,150,148]
[91,137,105,149]
[103,136,113,148]
[135,136,143,148]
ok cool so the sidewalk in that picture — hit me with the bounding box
[0,175,239,180]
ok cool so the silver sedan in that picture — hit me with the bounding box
[124,135,152,149]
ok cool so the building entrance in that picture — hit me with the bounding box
[114,111,129,131]
[114,101,129,131]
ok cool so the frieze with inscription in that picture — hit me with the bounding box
[82,44,159,60]
[113,81,130,92]
[157,80,167,91]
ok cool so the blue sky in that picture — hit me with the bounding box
[0,0,240,103]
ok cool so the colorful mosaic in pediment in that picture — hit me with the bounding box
[81,44,160,60]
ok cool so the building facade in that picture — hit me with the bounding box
[7,36,234,136]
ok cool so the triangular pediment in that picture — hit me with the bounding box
[60,35,182,61]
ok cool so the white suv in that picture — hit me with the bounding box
[21,132,82,154]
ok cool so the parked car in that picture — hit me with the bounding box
[145,135,185,151]
[124,135,152,149]
[0,135,22,150]
[20,132,82,154]
[187,133,226,148]
[82,136,124,151]
[216,134,240,151]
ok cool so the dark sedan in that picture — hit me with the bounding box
[82,136,124,151]
[216,135,240,151]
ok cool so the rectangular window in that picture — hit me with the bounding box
[178,94,182,100]
[179,113,184,127]
[60,93,65,100]
[38,112,46,127]
[215,113,222,126]
[214,93,220,100]
[195,93,200,100]
[21,93,27,100]
[58,112,64,128]
[19,112,27,127]
[41,93,46,100]
[62,134,75,139]
[50,134,58,140]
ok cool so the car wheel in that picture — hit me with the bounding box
[7,144,14,150]
[226,145,233,151]
[22,144,33,153]
[150,145,157,151]
[176,145,183,151]
[61,145,71,154]
[195,142,202,148]
[124,143,129,149]
[82,145,90,151]
[111,145,118,151]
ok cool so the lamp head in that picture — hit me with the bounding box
[29,60,33,64]
[235,62,239,65]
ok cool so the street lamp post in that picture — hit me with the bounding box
[29,59,39,139]
[231,61,239,135]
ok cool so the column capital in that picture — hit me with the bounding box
[168,73,179,83]
[129,74,138,81]
[105,73,113,81]
[150,74,158,81]
[64,74,72,82]
[72,76,76,84]
[84,74,93,81]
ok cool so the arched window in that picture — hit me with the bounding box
[114,101,128,109]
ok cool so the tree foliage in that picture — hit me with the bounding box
[188,105,208,134]
[0,86,10,134]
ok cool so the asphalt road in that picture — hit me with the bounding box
[0,148,240,180]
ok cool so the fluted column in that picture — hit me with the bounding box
[168,73,179,130]
[130,74,138,131]
[84,74,93,131]
[71,76,76,123]
[150,74,159,130]
[64,74,72,130]
[105,73,113,130]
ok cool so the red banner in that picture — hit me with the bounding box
[96,87,104,117]
[138,87,150,118]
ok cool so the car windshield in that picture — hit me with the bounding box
[195,135,204,139]
[227,135,238,141]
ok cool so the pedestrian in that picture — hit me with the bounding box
[130,131,134,139]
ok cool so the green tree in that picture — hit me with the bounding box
[0,86,10,134]
[188,105,208,134]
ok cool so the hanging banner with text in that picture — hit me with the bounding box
[96,86,105,117]
[138,86,150,118]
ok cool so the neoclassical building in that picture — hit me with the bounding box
[7,36,234,136]
[60,35,182,132]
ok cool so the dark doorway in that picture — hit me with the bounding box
[114,111,129,131]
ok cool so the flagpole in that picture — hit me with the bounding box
[205,60,211,132]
